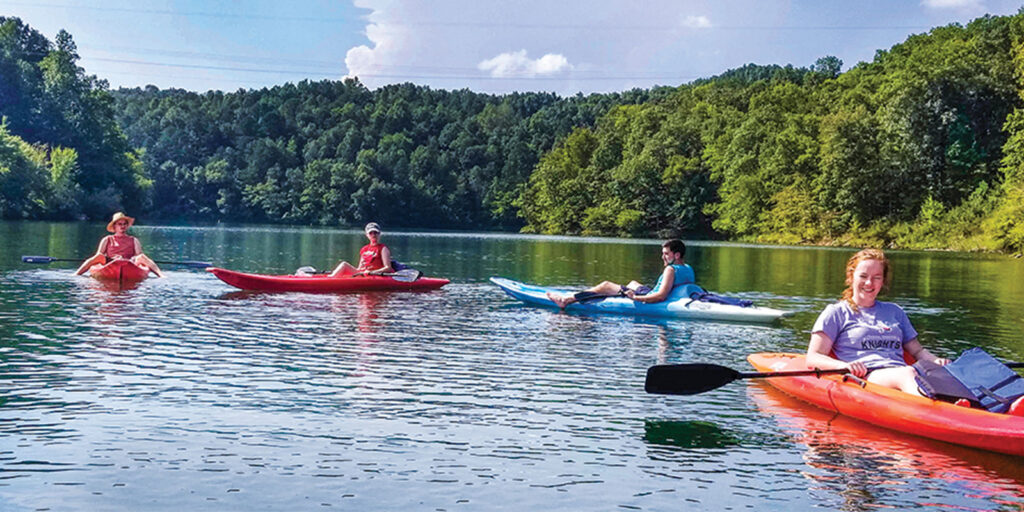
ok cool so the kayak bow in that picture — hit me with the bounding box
[88,259,150,284]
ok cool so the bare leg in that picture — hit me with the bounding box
[134,254,165,278]
[547,281,623,309]
[866,366,921,396]
[330,261,358,277]
[75,254,106,275]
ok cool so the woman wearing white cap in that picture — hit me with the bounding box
[330,222,394,277]
[75,212,165,277]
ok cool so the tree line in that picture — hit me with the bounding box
[2,13,1023,253]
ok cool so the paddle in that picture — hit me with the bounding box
[645,361,1024,396]
[294,267,423,282]
[369,269,422,282]
[21,255,212,268]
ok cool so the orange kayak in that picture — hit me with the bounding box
[747,352,1024,457]
[206,267,449,292]
[88,259,151,283]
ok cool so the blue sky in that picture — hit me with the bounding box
[2,0,1021,95]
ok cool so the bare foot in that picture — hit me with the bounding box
[546,291,573,309]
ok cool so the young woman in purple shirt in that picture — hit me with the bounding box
[806,248,950,396]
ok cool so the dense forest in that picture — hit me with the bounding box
[2,13,1024,253]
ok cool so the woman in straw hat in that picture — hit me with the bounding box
[75,212,165,277]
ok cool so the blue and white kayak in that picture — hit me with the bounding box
[489,277,791,324]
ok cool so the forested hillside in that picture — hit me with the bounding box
[0,17,147,220]
[3,12,1024,252]
[111,83,663,228]
[520,15,1024,252]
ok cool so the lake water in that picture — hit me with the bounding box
[1,221,1022,511]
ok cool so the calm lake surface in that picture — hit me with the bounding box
[1,221,1022,511]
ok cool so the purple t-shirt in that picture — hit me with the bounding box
[811,301,918,369]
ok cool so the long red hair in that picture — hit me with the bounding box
[841,248,891,311]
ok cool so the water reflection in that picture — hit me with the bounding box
[3,222,1024,511]
[643,420,747,449]
[352,292,388,377]
[748,382,1024,511]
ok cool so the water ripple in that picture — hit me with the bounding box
[1,253,1023,511]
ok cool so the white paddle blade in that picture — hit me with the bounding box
[389,269,422,282]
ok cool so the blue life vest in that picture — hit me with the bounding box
[654,264,695,291]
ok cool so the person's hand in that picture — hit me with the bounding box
[112,255,125,261]
[845,361,868,377]
[624,289,637,300]
[934,357,951,366]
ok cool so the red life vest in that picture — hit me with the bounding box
[103,234,137,259]
[357,242,387,270]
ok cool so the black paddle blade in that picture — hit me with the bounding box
[574,291,610,304]
[645,363,741,395]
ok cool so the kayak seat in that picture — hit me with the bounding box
[914,347,1024,414]
[674,284,754,308]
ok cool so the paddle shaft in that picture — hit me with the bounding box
[22,255,211,268]
[659,362,1024,380]
[296,268,421,281]
[737,368,849,379]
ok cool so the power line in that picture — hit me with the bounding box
[4,1,934,31]
[1,1,366,24]
[89,57,700,81]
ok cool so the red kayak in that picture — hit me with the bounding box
[747,352,1024,457]
[88,259,151,283]
[206,267,449,292]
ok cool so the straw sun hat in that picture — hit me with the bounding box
[106,212,135,232]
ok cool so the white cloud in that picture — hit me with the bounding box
[682,15,712,28]
[337,0,1019,95]
[921,0,982,8]
[344,2,410,81]
[478,50,572,78]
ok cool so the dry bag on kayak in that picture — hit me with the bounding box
[679,284,754,308]
[914,347,1024,413]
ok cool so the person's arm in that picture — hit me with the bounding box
[379,246,393,273]
[133,237,143,257]
[627,266,674,303]
[807,332,868,377]
[76,237,108,275]
[97,236,110,257]
[903,338,951,366]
